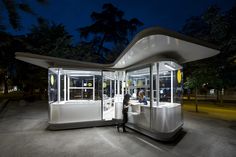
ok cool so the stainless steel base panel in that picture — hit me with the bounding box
[126,122,183,141]
[47,120,116,130]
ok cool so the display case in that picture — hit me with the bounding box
[48,61,183,140]
[47,69,125,125]
[126,61,183,140]
[48,69,103,124]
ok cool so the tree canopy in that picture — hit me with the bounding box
[0,0,47,30]
[25,18,73,58]
[182,4,236,93]
[78,3,143,63]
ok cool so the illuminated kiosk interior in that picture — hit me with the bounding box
[15,27,219,141]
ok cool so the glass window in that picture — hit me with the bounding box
[103,71,116,120]
[127,67,150,104]
[70,76,93,87]
[70,89,93,100]
[159,71,171,102]
[66,71,102,101]
[48,68,58,103]
[95,75,102,100]
[157,61,183,104]
[173,69,183,104]
[69,75,94,100]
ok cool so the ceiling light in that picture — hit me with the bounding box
[164,63,175,71]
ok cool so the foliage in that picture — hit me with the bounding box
[25,18,73,58]
[78,3,143,63]
[184,60,223,90]
[0,33,26,94]
[182,4,236,93]
[0,32,49,95]
[0,0,47,30]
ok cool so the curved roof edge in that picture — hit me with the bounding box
[112,26,219,66]
[15,52,112,69]
[15,26,220,70]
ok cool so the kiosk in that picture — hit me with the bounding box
[15,27,219,141]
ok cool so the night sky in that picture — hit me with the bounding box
[3,0,236,43]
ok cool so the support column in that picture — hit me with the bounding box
[57,69,60,103]
[150,64,153,129]
[68,75,70,100]
[110,79,112,97]
[93,75,95,101]
[171,70,173,103]
[117,72,120,95]
[101,71,103,120]
[156,63,159,106]
[64,74,66,101]
[122,71,125,96]
[114,74,117,95]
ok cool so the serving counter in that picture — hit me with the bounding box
[127,100,183,140]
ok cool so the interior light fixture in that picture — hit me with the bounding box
[164,63,175,71]
[70,75,92,77]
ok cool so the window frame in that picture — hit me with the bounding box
[68,75,95,100]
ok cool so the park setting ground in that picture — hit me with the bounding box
[0,99,235,157]
[183,101,236,121]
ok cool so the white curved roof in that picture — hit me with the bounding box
[15,27,220,70]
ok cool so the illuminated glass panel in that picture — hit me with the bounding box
[127,67,151,103]
[69,76,94,100]
[48,68,58,103]
[70,89,93,100]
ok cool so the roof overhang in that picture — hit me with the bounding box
[15,26,220,70]
[111,27,219,69]
[15,52,110,69]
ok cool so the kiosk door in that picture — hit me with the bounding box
[103,72,115,120]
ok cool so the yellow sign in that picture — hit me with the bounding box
[103,82,107,88]
[50,75,54,86]
[137,80,143,87]
[88,83,92,87]
[177,69,182,84]
[127,80,132,87]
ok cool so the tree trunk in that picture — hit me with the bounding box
[220,89,223,105]
[187,89,190,100]
[216,89,219,103]
[3,72,8,94]
[195,87,198,112]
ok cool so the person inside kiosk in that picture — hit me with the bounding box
[138,90,148,105]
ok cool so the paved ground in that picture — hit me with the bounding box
[0,100,235,157]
